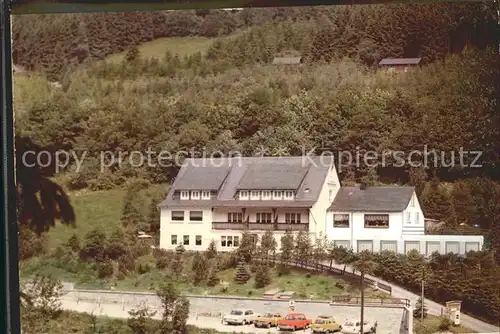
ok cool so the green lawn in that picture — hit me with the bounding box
[44,185,166,251]
[106,29,247,63]
[414,316,475,333]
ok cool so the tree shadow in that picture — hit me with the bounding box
[15,136,75,234]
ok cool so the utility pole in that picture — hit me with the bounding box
[421,265,425,322]
[360,271,365,334]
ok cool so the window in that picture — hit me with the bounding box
[329,190,333,202]
[333,214,349,227]
[284,191,294,200]
[406,212,411,223]
[410,195,415,207]
[189,211,203,221]
[183,235,189,245]
[195,235,202,246]
[228,212,243,223]
[256,212,272,223]
[364,214,389,228]
[171,211,184,221]
[171,235,177,245]
[245,310,253,315]
[180,191,189,200]
[415,212,420,224]
[221,236,240,247]
[272,191,283,200]
[191,190,200,200]
[261,191,271,200]
[250,190,260,200]
[201,191,210,200]
[239,190,249,200]
[285,213,301,224]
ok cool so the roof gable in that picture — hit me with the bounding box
[329,186,415,212]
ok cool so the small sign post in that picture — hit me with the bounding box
[445,300,462,326]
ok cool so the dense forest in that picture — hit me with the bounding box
[13,2,500,317]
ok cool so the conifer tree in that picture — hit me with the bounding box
[294,231,312,267]
[413,297,428,319]
[172,244,185,279]
[205,240,218,260]
[279,231,295,274]
[146,196,161,234]
[420,178,452,222]
[254,263,271,288]
[234,258,250,284]
[191,251,208,285]
[409,166,427,198]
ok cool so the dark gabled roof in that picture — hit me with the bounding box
[379,58,421,66]
[236,162,309,190]
[272,57,302,65]
[328,186,415,212]
[172,164,231,190]
[160,156,334,208]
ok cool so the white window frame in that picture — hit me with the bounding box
[180,191,189,200]
[191,190,200,200]
[233,236,240,247]
[183,235,190,245]
[415,212,420,224]
[333,214,349,228]
[228,212,243,223]
[171,235,177,245]
[256,212,272,223]
[189,211,203,222]
[250,190,260,200]
[410,195,415,207]
[261,190,271,200]
[284,190,294,200]
[227,236,233,247]
[329,190,333,202]
[272,191,283,200]
[201,191,210,200]
[239,190,249,200]
[406,212,411,224]
[195,235,202,246]
[285,213,301,224]
[171,211,184,221]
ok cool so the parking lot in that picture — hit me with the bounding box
[61,291,407,334]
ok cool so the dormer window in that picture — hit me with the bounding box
[272,191,282,200]
[180,191,189,200]
[261,191,271,200]
[284,191,294,200]
[239,190,249,200]
[250,190,260,200]
[191,191,200,200]
[201,191,210,200]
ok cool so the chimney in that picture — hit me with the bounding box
[360,182,367,190]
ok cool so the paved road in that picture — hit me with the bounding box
[319,260,499,333]
[60,291,407,334]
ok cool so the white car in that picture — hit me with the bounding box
[222,309,259,325]
[341,319,377,334]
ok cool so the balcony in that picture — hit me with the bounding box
[212,222,309,232]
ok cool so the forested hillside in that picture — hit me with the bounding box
[13,3,500,260]
[13,3,498,79]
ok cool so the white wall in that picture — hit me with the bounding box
[327,211,404,252]
[401,192,425,235]
[310,163,340,237]
[159,207,213,251]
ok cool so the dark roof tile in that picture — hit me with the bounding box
[328,186,414,212]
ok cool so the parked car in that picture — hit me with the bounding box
[311,316,342,333]
[341,319,377,334]
[222,309,259,325]
[254,312,283,328]
[277,312,312,331]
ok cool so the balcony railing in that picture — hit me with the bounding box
[212,222,309,231]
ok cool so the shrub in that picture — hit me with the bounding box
[137,262,151,275]
[96,260,114,278]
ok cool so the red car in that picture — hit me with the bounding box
[277,312,312,331]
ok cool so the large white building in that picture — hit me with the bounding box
[159,156,483,255]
